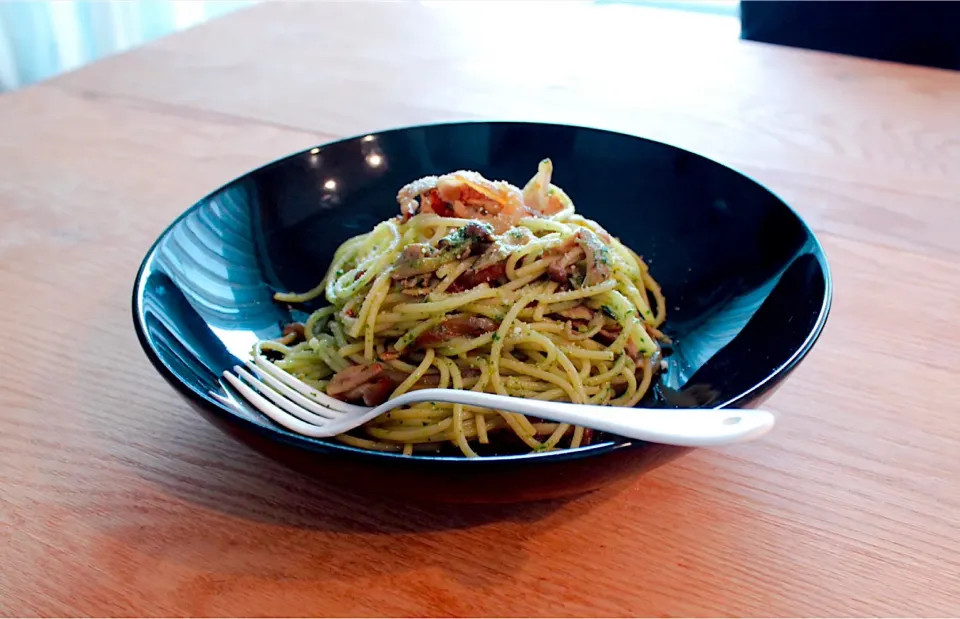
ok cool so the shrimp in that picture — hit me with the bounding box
[434,171,529,232]
[522,158,573,217]
[396,175,439,219]
[396,166,566,231]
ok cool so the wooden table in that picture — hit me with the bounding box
[2,2,959,616]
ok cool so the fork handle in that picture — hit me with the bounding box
[389,389,775,448]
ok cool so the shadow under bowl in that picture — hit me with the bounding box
[132,121,831,503]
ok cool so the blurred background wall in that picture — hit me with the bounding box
[0,0,256,92]
[0,0,955,94]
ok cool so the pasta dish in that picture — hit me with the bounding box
[258,160,668,457]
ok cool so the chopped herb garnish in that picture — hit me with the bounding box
[601,305,618,320]
[590,245,612,267]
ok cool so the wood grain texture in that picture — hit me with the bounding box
[1,2,959,616]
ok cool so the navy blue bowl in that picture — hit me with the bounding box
[132,121,831,503]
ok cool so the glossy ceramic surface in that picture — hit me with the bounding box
[132,121,832,502]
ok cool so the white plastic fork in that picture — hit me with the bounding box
[213,351,776,448]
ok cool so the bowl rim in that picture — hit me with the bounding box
[131,119,833,464]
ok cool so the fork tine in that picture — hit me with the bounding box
[220,370,336,438]
[243,361,342,419]
[232,365,336,426]
[251,351,368,414]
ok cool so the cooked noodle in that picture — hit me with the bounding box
[259,159,668,456]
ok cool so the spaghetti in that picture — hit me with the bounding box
[258,159,668,457]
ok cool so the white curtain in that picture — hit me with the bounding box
[595,0,738,16]
[0,0,256,92]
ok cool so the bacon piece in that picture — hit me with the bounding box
[594,325,646,359]
[414,316,499,348]
[436,221,496,261]
[556,305,593,321]
[447,262,507,293]
[393,223,495,280]
[398,273,438,297]
[446,233,510,293]
[611,379,629,396]
[645,323,671,343]
[438,221,495,249]
[340,377,394,406]
[327,363,384,396]
[545,240,583,283]
[594,326,621,345]
[375,366,482,393]
[281,322,306,343]
[381,366,481,385]
[414,367,481,387]
[575,228,612,286]
[330,361,485,406]
[378,349,401,361]
[465,241,505,272]
[391,244,437,279]
[563,318,593,341]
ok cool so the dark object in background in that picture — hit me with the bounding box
[740,1,960,70]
